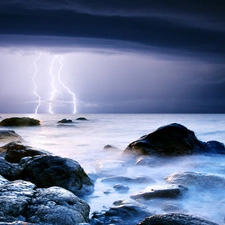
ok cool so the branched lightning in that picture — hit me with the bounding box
[48,55,77,114]
[31,52,42,114]
[57,55,77,114]
[49,55,58,114]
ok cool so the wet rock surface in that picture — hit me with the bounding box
[0,178,90,225]
[130,185,186,200]
[165,171,225,189]
[0,117,40,126]
[19,155,94,196]
[124,123,225,156]
[91,200,152,225]
[137,213,219,225]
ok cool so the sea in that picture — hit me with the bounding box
[1,113,225,224]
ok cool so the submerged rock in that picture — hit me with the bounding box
[76,117,88,121]
[101,176,155,184]
[19,155,94,196]
[130,185,186,200]
[137,213,219,225]
[165,171,225,189]
[0,117,40,127]
[0,179,90,225]
[0,130,24,143]
[91,200,152,225]
[57,119,73,123]
[123,123,225,156]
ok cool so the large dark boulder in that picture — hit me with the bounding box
[0,177,90,225]
[123,123,216,156]
[3,142,49,163]
[91,200,152,225]
[137,213,219,225]
[0,117,40,126]
[19,155,94,196]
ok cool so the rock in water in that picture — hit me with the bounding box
[123,123,206,156]
[3,142,49,163]
[0,178,90,225]
[0,130,24,143]
[0,117,40,126]
[137,213,219,225]
[19,155,94,196]
[57,119,73,123]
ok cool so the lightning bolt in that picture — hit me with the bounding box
[57,55,77,114]
[48,55,77,114]
[31,52,42,114]
[49,55,58,114]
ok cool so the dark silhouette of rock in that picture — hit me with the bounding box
[0,177,90,225]
[19,155,94,196]
[165,171,225,189]
[137,213,219,225]
[0,117,40,127]
[123,123,225,156]
[130,185,186,200]
[57,118,73,123]
[103,145,120,150]
[4,142,49,163]
[91,200,152,225]
[76,117,88,121]
[0,130,24,143]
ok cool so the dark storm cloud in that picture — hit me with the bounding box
[0,0,225,59]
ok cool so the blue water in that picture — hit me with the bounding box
[1,113,225,224]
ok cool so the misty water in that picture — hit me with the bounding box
[1,113,225,224]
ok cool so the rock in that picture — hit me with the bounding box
[0,178,90,225]
[165,171,225,189]
[113,184,130,193]
[57,119,73,123]
[19,155,94,196]
[205,140,225,154]
[123,123,206,156]
[0,157,21,180]
[0,117,40,126]
[27,186,90,225]
[161,203,185,213]
[0,130,24,143]
[91,200,152,225]
[137,213,219,225]
[101,176,155,184]
[76,117,88,121]
[3,142,49,163]
[130,185,186,200]
[103,145,120,151]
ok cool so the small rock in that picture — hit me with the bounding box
[57,119,73,123]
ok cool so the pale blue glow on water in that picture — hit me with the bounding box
[0,114,225,223]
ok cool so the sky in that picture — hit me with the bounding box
[0,0,225,114]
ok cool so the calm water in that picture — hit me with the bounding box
[1,113,225,224]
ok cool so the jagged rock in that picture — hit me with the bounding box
[0,117,40,127]
[91,200,152,225]
[0,179,90,225]
[165,171,225,189]
[19,155,94,196]
[0,130,24,144]
[130,185,186,200]
[57,119,73,123]
[0,157,21,180]
[137,213,219,225]
[124,123,206,156]
[3,142,49,163]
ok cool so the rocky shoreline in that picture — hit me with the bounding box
[0,117,225,224]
